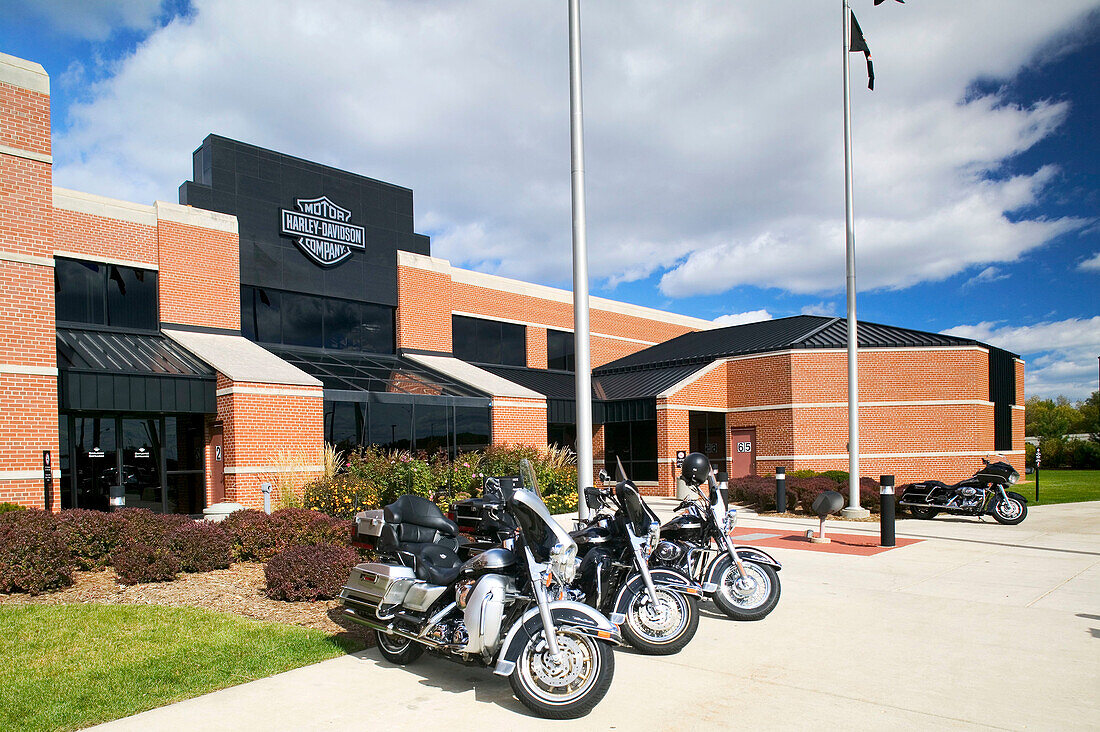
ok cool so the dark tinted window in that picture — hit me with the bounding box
[243,285,394,353]
[325,401,363,456]
[605,419,657,482]
[165,415,204,471]
[452,315,526,366]
[56,258,158,330]
[548,423,577,451]
[369,402,413,450]
[547,329,575,371]
[455,406,491,454]
[325,400,491,458]
[415,403,450,455]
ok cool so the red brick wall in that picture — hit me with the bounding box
[396,263,453,352]
[53,207,157,265]
[527,326,549,370]
[157,218,240,331]
[491,398,548,449]
[0,82,50,161]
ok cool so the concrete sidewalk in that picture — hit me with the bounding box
[90,502,1100,731]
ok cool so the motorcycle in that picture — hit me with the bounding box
[650,452,782,621]
[571,459,703,655]
[339,459,621,719]
[899,457,1027,525]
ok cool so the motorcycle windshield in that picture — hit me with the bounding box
[508,482,574,563]
[615,479,658,537]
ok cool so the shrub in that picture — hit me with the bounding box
[114,508,190,547]
[790,476,842,515]
[0,502,26,514]
[543,489,579,515]
[169,522,232,573]
[837,476,882,513]
[0,510,74,594]
[56,509,121,570]
[819,470,850,485]
[264,543,359,601]
[269,507,353,550]
[728,476,794,511]
[220,509,279,562]
[111,542,179,584]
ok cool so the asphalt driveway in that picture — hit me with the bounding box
[90,501,1100,731]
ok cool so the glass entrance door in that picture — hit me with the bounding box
[72,417,117,512]
[122,418,162,511]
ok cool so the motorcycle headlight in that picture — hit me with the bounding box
[643,522,660,558]
[550,542,577,585]
[1008,472,1018,485]
[725,508,738,532]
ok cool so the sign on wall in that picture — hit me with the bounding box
[279,195,366,267]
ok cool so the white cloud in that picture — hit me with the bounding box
[7,0,167,41]
[712,309,772,327]
[963,266,1010,288]
[45,0,1100,294]
[943,317,1100,400]
[801,302,837,317]
[1079,251,1100,271]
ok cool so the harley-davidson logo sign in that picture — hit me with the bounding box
[279,196,366,267]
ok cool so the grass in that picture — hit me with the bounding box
[1014,469,1100,506]
[0,604,363,732]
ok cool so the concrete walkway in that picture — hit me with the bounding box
[91,502,1100,731]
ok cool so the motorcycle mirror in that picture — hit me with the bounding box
[598,469,611,483]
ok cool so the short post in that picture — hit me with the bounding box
[260,481,273,515]
[880,475,895,547]
[1034,447,1040,503]
[717,471,729,507]
[775,467,786,513]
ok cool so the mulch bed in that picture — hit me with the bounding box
[0,563,374,647]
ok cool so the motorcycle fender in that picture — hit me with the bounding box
[1007,491,1028,505]
[705,549,782,586]
[983,488,1028,515]
[493,600,621,676]
[611,567,701,618]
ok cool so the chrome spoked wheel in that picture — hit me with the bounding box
[992,495,1027,525]
[619,585,699,654]
[711,557,781,621]
[509,629,614,719]
[374,629,423,665]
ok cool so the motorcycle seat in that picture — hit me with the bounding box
[381,495,463,585]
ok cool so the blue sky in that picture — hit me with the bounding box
[1,1,1097,399]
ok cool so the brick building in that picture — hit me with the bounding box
[0,52,1024,512]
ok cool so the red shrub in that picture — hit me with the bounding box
[169,522,232,573]
[838,477,882,513]
[790,476,843,515]
[114,508,190,547]
[111,542,180,585]
[56,509,121,570]
[0,510,75,594]
[220,509,280,561]
[728,476,794,511]
[264,543,360,602]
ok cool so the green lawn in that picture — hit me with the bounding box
[1015,469,1100,506]
[0,604,363,732]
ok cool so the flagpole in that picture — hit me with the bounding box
[568,0,592,520]
[842,0,868,517]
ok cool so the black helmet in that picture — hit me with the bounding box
[681,452,711,486]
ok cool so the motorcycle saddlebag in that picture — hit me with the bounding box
[341,562,416,608]
[353,509,385,549]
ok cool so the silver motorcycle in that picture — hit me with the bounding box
[340,459,621,719]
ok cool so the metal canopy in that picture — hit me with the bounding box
[56,328,216,413]
[268,347,490,405]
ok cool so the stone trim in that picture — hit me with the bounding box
[53,187,157,227]
[0,252,54,268]
[0,143,51,164]
[155,201,238,234]
[0,52,49,94]
[0,364,58,376]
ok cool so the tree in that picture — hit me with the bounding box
[1071,391,1100,440]
[1025,396,1078,439]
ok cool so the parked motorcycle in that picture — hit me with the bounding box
[650,452,782,621]
[340,459,621,719]
[571,459,703,655]
[899,457,1027,525]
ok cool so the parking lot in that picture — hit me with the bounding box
[92,502,1100,731]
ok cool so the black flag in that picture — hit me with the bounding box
[849,12,874,90]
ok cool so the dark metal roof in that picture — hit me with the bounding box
[57,328,215,377]
[56,328,216,413]
[478,363,704,401]
[267,347,489,400]
[595,315,999,374]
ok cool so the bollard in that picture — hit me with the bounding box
[775,467,786,513]
[260,481,273,515]
[880,475,895,547]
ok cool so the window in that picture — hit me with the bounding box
[604,419,657,482]
[547,329,575,371]
[55,258,158,330]
[548,423,577,451]
[325,400,491,458]
[451,315,526,366]
[689,411,727,467]
[242,286,395,353]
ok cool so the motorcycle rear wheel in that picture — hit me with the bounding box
[509,629,614,719]
[620,585,699,655]
[907,506,940,520]
[712,557,780,621]
[992,495,1027,525]
[374,630,424,665]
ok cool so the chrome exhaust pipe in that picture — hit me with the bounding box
[341,608,447,648]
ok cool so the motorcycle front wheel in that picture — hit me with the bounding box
[711,556,781,621]
[509,629,614,720]
[907,506,940,520]
[620,584,699,655]
[374,629,424,665]
[992,494,1027,525]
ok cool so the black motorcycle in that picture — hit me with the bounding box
[652,453,782,621]
[571,461,703,655]
[340,459,621,719]
[899,458,1027,525]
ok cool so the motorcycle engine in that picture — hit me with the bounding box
[954,485,984,507]
[653,540,685,565]
[425,618,468,647]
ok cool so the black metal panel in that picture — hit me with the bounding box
[602,399,656,423]
[59,372,214,414]
[57,329,215,376]
[989,347,1016,451]
[594,364,704,400]
[179,135,431,308]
